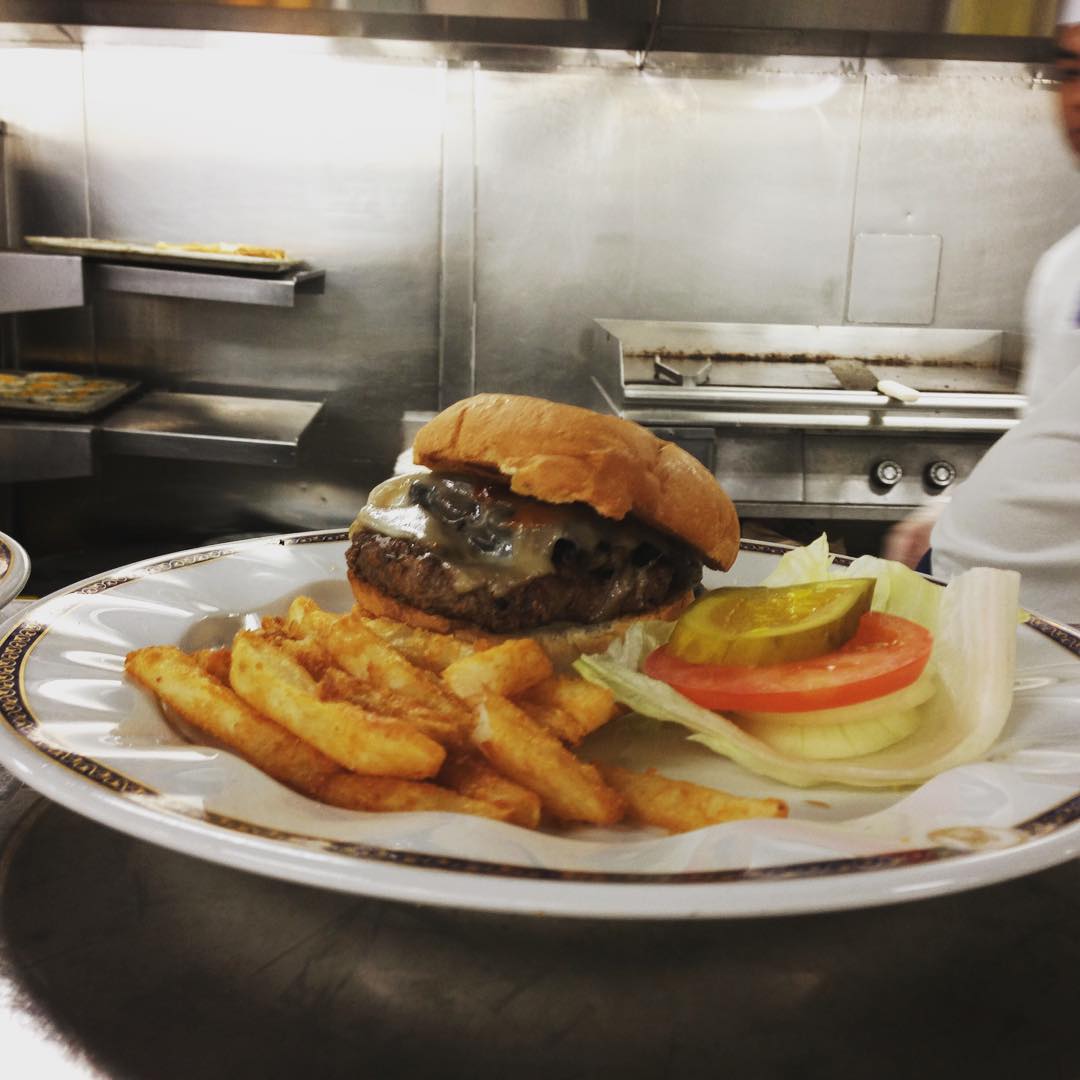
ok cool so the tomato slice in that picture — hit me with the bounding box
[642,612,933,713]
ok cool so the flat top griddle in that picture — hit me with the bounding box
[637,356,1019,394]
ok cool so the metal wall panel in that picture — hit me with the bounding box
[0,45,89,241]
[846,232,942,325]
[81,39,445,472]
[5,34,1080,552]
[438,62,478,408]
[472,61,865,404]
[0,43,95,365]
[852,59,1080,331]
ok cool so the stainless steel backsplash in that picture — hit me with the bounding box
[2,30,1078,552]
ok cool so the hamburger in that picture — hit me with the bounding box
[345,394,740,665]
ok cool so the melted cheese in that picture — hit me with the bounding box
[350,472,667,596]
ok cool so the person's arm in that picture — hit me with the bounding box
[882,502,946,568]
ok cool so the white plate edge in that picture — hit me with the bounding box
[2,529,1080,919]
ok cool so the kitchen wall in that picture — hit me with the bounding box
[2,27,1079,562]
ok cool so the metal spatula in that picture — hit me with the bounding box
[827,359,920,403]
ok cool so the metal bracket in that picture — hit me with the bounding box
[634,0,663,69]
[0,251,85,314]
[653,354,712,387]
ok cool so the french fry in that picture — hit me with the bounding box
[442,638,553,702]
[240,630,316,691]
[289,598,468,724]
[472,694,625,826]
[285,594,342,640]
[126,645,339,795]
[229,632,445,779]
[193,646,232,686]
[127,646,509,823]
[318,772,512,822]
[130,592,789,838]
[317,666,467,749]
[259,615,290,635]
[256,613,337,676]
[438,750,542,829]
[261,630,335,681]
[519,674,618,743]
[361,617,495,673]
[597,764,788,833]
[514,699,588,746]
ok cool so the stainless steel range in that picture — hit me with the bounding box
[591,319,1024,527]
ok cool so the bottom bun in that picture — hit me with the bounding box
[347,572,692,669]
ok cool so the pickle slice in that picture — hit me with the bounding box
[668,578,876,666]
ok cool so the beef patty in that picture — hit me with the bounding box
[346,527,701,634]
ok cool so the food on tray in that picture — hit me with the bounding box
[25,235,293,266]
[122,396,789,831]
[576,534,1021,788]
[124,396,1022,830]
[345,393,740,667]
[154,241,287,259]
[127,595,785,831]
[0,370,132,411]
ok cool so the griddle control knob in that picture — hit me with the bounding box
[925,460,957,489]
[872,460,904,487]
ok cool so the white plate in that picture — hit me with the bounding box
[1,531,1078,919]
[0,530,30,612]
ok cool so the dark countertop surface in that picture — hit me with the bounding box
[1,763,1078,1080]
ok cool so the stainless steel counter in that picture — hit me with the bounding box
[0,391,325,481]
[0,418,94,481]
[87,263,325,307]
[99,391,325,466]
[0,768,1076,1079]
[0,589,1075,1080]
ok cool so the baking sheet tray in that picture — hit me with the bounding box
[24,236,304,276]
[0,371,139,417]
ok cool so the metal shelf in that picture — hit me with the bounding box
[0,1,1058,62]
[0,251,84,314]
[2,249,327,311]
[86,262,326,307]
[0,391,325,482]
[0,419,94,482]
[100,391,325,466]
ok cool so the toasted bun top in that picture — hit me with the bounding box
[412,393,740,570]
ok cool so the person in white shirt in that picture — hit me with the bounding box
[884,3,1080,623]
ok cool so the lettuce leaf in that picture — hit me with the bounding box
[758,533,834,588]
[760,534,943,632]
[574,541,1019,789]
